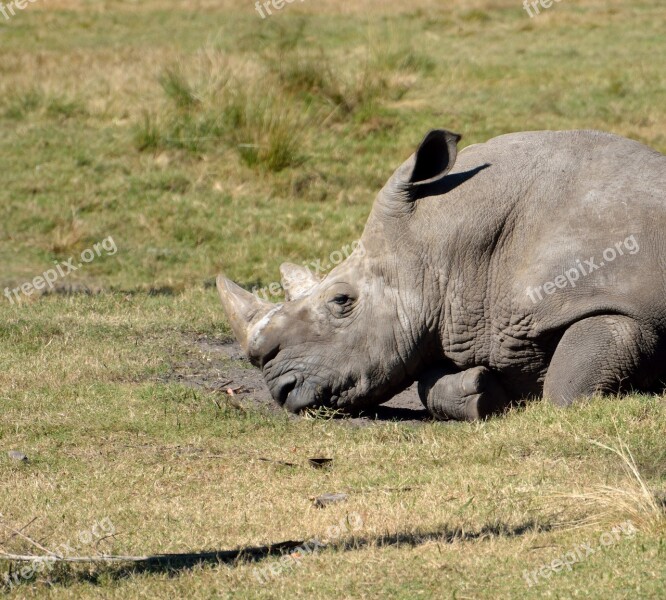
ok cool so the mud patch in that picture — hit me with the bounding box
[172,336,430,425]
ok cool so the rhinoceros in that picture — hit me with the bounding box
[217,129,666,420]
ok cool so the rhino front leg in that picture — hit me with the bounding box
[417,365,509,421]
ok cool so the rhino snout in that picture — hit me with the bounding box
[271,373,298,406]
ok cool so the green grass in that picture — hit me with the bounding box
[0,1,665,598]
[1,0,664,291]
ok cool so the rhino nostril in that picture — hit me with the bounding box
[273,374,297,405]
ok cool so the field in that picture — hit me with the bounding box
[0,0,665,598]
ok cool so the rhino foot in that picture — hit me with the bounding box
[417,365,509,421]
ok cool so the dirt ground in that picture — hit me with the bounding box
[171,336,431,425]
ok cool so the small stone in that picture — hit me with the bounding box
[312,493,348,508]
[8,451,28,462]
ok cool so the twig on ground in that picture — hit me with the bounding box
[0,517,38,547]
[0,521,58,558]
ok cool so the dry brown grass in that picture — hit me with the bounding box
[555,437,666,534]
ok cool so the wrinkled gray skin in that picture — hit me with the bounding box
[217,129,666,420]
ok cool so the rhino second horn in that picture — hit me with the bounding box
[216,275,275,354]
[279,263,320,301]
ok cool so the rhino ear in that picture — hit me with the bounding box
[408,129,461,185]
[383,130,462,211]
[280,263,320,301]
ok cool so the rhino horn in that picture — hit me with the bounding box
[216,275,276,354]
[280,263,320,301]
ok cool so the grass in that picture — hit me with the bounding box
[1,293,664,598]
[557,437,666,534]
[0,0,665,598]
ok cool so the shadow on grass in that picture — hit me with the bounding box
[2,521,549,589]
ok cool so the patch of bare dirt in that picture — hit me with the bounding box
[172,336,430,425]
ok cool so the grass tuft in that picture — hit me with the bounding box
[158,67,200,110]
[555,436,665,534]
[133,112,162,152]
[3,87,44,120]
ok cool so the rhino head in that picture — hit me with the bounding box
[217,130,461,413]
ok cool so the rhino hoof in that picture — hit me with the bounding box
[417,365,506,421]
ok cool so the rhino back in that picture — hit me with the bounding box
[410,130,666,388]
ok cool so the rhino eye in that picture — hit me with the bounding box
[332,294,350,306]
[325,285,356,316]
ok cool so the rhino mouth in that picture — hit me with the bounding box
[265,356,351,413]
[269,372,334,413]
[263,349,386,413]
